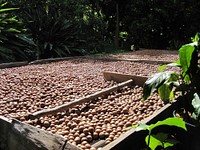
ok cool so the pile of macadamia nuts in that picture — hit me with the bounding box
[0,55,176,149]
[0,58,162,119]
[24,86,164,150]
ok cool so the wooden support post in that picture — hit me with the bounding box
[29,79,134,119]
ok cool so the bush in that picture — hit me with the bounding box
[0,1,35,63]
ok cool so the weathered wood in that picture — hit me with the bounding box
[0,61,28,69]
[0,116,80,150]
[29,79,134,119]
[122,58,172,64]
[92,140,105,149]
[84,56,172,64]
[28,57,74,65]
[103,71,147,86]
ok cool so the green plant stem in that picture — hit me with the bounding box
[147,130,151,147]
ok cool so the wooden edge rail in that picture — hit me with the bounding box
[0,54,171,69]
[103,71,147,86]
[85,56,173,64]
[0,61,28,69]
[29,79,134,119]
[0,116,80,150]
[92,140,106,149]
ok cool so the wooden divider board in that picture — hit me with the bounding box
[0,61,28,69]
[29,79,134,119]
[103,71,147,86]
[30,72,148,119]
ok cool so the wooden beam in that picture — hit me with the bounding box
[0,61,28,69]
[29,79,134,119]
[0,116,80,150]
[103,71,147,86]
[92,140,105,149]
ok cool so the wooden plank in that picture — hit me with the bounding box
[0,61,28,69]
[84,56,172,64]
[0,116,80,150]
[92,140,105,148]
[123,58,172,64]
[28,57,74,65]
[103,71,147,86]
[29,79,134,119]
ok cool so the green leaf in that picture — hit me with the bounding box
[152,133,168,143]
[164,138,179,149]
[191,93,200,120]
[169,90,175,101]
[167,60,181,67]
[150,117,187,131]
[0,8,18,13]
[168,72,179,82]
[132,123,150,132]
[142,71,176,100]
[158,84,171,103]
[1,2,8,7]
[179,44,195,74]
[158,65,167,72]
[183,73,190,83]
[0,34,8,41]
[5,28,21,33]
[191,33,200,43]
[145,134,163,150]
[147,133,178,149]
[17,34,36,45]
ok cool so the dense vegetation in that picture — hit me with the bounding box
[0,0,200,63]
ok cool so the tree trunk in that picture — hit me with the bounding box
[114,2,119,49]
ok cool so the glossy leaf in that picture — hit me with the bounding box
[167,60,181,67]
[158,84,171,103]
[146,132,178,150]
[191,93,200,120]
[158,65,167,72]
[169,90,175,101]
[132,123,150,132]
[179,44,196,74]
[191,32,200,43]
[183,73,190,83]
[142,71,176,100]
[163,138,179,148]
[145,134,163,150]
[0,8,18,13]
[159,60,181,72]
[150,117,187,131]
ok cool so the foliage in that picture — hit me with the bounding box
[0,1,35,63]
[2,0,200,62]
[143,33,200,124]
[132,117,187,150]
[12,0,84,59]
[98,0,200,49]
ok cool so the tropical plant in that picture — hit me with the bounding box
[13,0,83,60]
[132,117,187,150]
[142,33,200,124]
[0,1,35,63]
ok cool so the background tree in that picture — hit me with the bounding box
[0,1,35,63]
[1,0,200,63]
